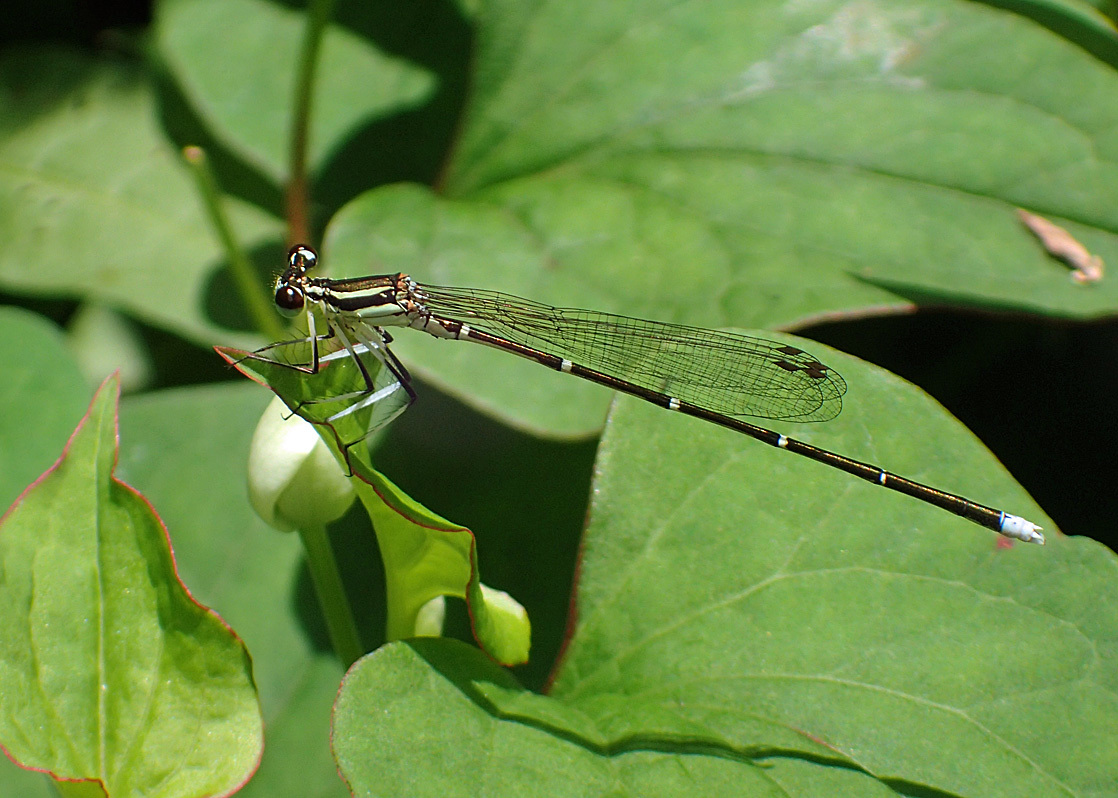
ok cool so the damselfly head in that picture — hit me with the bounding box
[274,245,318,316]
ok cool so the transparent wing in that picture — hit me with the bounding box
[416,285,846,422]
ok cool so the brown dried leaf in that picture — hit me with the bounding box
[1017,209,1104,283]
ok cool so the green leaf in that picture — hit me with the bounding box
[334,639,901,797]
[0,307,90,511]
[155,0,436,182]
[0,307,92,795]
[116,381,351,798]
[0,47,282,348]
[329,339,1118,797]
[0,376,262,797]
[314,0,1118,435]
[355,464,530,666]
[66,303,155,392]
[220,344,532,666]
[451,0,1118,324]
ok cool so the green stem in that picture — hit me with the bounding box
[297,523,365,667]
[286,0,336,244]
[183,146,285,342]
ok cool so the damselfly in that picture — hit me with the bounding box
[251,244,1044,545]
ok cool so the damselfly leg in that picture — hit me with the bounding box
[242,309,416,467]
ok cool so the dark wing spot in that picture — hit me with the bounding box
[774,358,830,380]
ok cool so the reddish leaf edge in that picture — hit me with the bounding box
[0,372,264,795]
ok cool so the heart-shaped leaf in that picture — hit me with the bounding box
[115,381,352,798]
[294,0,1118,436]
[0,376,262,797]
[331,339,1115,797]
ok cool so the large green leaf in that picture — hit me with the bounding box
[0,307,91,798]
[0,376,262,797]
[0,309,93,796]
[335,639,902,798]
[303,0,1118,435]
[331,340,1117,797]
[116,381,352,798]
[155,0,436,182]
[449,0,1118,327]
[0,47,282,348]
[9,0,1115,418]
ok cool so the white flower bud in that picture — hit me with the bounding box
[248,397,355,531]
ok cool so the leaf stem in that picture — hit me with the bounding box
[298,522,365,668]
[182,146,285,341]
[286,0,336,244]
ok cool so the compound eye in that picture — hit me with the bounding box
[289,245,317,272]
[275,285,304,316]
